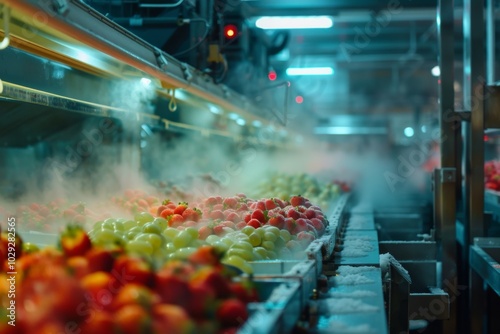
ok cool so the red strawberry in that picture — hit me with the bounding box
[287,209,301,220]
[297,231,315,243]
[310,218,325,235]
[182,208,202,222]
[59,225,91,257]
[187,283,217,318]
[210,210,225,221]
[264,199,277,210]
[155,274,190,307]
[204,197,218,207]
[168,214,185,227]
[213,224,226,236]
[284,218,296,233]
[223,197,238,209]
[268,215,285,229]
[225,211,240,223]
[216,299,249,327]
[188,245,223,266]
[235,221,246,229]
[85,247,120,273]
[243,213,252,223]
[295,218,309,233]
[238,203,249,211]
[251,209,267,224]
[191,267,231,298]
[198,226,213,240]
[160,208,175,219]
[213,204,224,211]
[174,202,188,215]
[221,221,236,229]
[246,219,261,229]
[255,201,266,211]
[290,195,305,207]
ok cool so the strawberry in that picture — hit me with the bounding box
[182,208,202,222]
[216,299,249,327]
[284,218,296,233]
[297,231,315,243]
[187,283,217,318]
[255,201,266,211]
[225,211,240,223]
[188,245,223,267]
[155,273,190,307]
[287,209,301,220]
[235,221,247,229]
[213,204,224,211]
[169,214,185,227]
[174,202,188,215]
[268,215,285,229]
[198,226,213,240]
[210,210,225,221]
[59,225,91,257]
[310,218,325,235]
[85,247,120,273]
[251,209,267,224]
[213,224,226,236]
[191,267,231,298]
[204,197,218,207]
[223,197,238,209]
[290,195,305,207]
[295,218,309,233]
[243,213,252,223]
[246,219,261,229]
[160,209,175,219]
[264,199,277,210]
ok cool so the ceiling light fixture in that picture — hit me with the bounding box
[255,16,333,30]
[431,66,440,77]
[286,67,334,76]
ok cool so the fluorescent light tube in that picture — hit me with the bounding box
[255,16,333,30]
[286,67,334,76]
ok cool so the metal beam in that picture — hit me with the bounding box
[437,1,457,334]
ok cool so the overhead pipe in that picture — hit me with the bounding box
[0,5,11,50]
[139,0,185,8]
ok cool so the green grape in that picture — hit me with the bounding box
[163,228,180,239]
[141,223,162,235]
[231,240,253,253]
[135,212,154,225]
[212,241,229,254]
[101,221,114,230]
[152,217,168,230]
[263,232,277,243]
[252,249,264,261]
[226,248,254,261]
[266,250,278,259]
[279,229,292,242]
[173,230,193,248]
[253,247,268,259]
[220,237,234,247]
[113,221,125,232]
[264,225,280,237]
[126,240,153,256]
[166,242,176,253]
[92,221,104,229]
[122,220,136,230]
[185,227,199,239]
[171,247,197,260]
[205,235,220,245]
[261,240,275,251]
[241,226,255,236]
[222,255,253,274]
[274,236,286,249]
[248,232,262,247]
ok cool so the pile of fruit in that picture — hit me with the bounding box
[251,173,346,209]
[110,189,160,216]
[88,194,329,274]
[12,200,105,233]
[485,160,500,191]
[0,225,257,334]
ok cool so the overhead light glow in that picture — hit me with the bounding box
[431,66,440,77]
[404,127,415,137]
[252,120,262,127]
[209,105,222,114]
[255,16,333,30]
[286,67,334,76]
[236,118,246,126]
[140,78,152,86]
[421,125,427,133]
[228,113,239,120]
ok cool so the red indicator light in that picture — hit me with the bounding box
[224,24,238,39]
[295,96,304,104]
[268,71,277,81]
[484,135,489,141]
